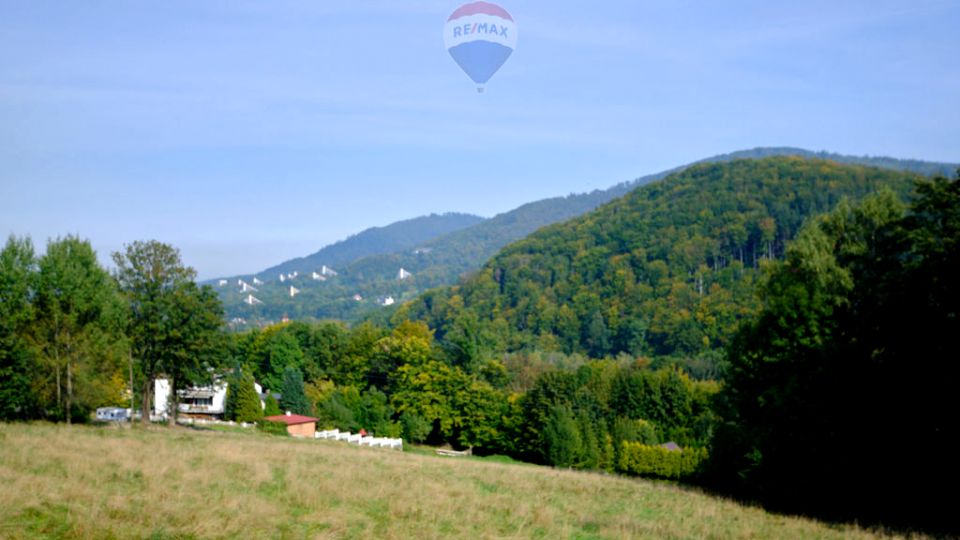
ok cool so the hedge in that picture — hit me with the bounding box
[617,442,707,480]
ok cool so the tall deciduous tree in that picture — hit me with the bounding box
[160,282,225,426]
[33,236,126,423]
[113,240,207,425]
[0,236,37,420]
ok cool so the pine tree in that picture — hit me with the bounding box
[228,371,263,423]
[279,367,311,416]
[543,404,581,468]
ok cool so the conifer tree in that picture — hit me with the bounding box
[228,371,263,423]
[280,367,311,416]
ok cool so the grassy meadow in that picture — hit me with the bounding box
[0,423,921,539]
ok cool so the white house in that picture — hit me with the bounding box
[154,378,265,420]
[154,378,227,419]
[397,268,413,280]
[289,286,301,297]
[244,294,263,306]
[321,265,338,277]
[377,296,395,306]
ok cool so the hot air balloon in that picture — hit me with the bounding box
[444,2,517,92]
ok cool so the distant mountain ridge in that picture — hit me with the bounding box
[208,212,485,286]
[211,148,957,326]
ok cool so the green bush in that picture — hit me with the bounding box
[257,420,289,437]
[617,442,707,480]
[263,394,282,417]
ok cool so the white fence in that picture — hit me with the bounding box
[315,429,403,451]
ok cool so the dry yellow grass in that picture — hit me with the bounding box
[0,423,922,539]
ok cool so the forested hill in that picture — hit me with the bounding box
[339,147,957,291]
[396,157,924,364]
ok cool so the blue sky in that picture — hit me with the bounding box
[2,0,958,279]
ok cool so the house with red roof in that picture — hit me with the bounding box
[264,412,319,438]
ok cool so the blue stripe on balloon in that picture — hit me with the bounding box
[448,41,513,85]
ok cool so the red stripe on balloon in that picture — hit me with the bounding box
[447,2,514,22]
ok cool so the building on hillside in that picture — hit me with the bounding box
[311,272,327,281]
[289,286,300,297]
[154,378,266,420]
[397,268,413,280]
[264,412,319,438]
[244,294,263,306]
[218,279,228,287]
[321,265,338,277]
[377,296,395,306]
[253,277,264,286]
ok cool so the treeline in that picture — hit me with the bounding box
[223,318,716,475]
[0,239,223,424]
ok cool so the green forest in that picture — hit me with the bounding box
[2,157,957,533]
[396,158,918,365]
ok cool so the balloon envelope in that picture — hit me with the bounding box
[444,2,517,86]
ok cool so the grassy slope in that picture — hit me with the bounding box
[0,424,918,540]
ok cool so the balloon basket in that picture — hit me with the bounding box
[477,87,485,94]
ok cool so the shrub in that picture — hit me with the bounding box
[617,442,707,480]
[257,419,289,437]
